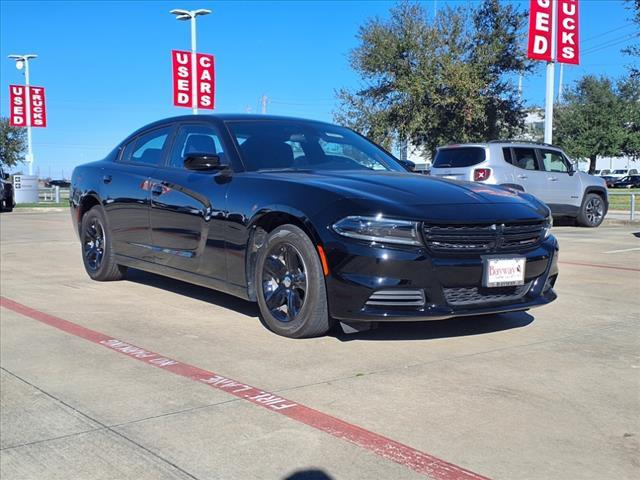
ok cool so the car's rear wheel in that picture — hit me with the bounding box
[577,193,605,227]
[81,206,127,281]
[255,225,330,338]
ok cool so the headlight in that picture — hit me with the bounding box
[332,215,422,246]
[543,215,553,239]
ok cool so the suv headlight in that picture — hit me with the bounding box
[332,215,422,246]
[543,215,553,239]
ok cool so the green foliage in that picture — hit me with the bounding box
[554,76,638,173]
[0,117,27,168]
[623,0,640,77]
[335,0,530,155]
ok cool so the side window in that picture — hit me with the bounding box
[540,149,568,173]
[168,124,226,169]
[128,127,172,166]
[120,140,137,163]
[512,148,539,171]
[502,147,513,165]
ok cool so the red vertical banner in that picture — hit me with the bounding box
[196,53,215,110]
[9,85,27,127]
[172,49,193,107]
[29,86,47,127]
[557,0,579,64]
[527,0,554,62]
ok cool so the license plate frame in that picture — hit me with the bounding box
[482,256,526,288]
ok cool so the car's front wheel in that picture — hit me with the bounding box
[81,206,127,281]
[577,193,605,227]
[255,225,330,338]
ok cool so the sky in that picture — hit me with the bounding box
[0,0,635,177]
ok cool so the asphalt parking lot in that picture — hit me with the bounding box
[1,211,638,480]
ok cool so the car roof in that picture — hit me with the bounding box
[122,113,340,144]
[438,140,562,150]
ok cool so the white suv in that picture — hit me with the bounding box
[430,141,608,227]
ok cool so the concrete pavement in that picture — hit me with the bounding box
[1,211,638,479]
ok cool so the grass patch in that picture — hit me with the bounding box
[15,202,67,208]
[608,189,640,211]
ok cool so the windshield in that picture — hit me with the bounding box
[433,147,486,168]
[613,170,627,174]
[226,121,404,173]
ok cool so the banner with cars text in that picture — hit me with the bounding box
[9,85,47,128]
[171,49,215,110]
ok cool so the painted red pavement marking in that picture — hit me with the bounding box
[559,261,640,273]
[1,296,489,480]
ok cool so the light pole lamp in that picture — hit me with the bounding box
[170,8,211,115]
[8,54,37,176]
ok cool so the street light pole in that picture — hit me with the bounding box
[170,8,211,115]
[543,0,557,144]
[8,54,37,175]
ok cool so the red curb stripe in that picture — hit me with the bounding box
[559,261,640,272]
[0,296,489,480]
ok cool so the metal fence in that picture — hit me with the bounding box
[608,191,637,221]
[38,187,70,204]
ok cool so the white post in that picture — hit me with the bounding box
[190,14,198,115]
[518,73,523,100]
[24,58,34,175]
[557,63,564,103]
[54,185,60,203]
[544,0,557,144]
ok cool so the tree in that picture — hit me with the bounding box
[554,76,627,173]
[335,0,530,155]
[623,0,640,77]
[0,117,27,168]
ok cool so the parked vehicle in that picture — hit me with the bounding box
[70,115,558,338]
[601,176,618,188]
[48,179,71,188]
[0,167,15,213]
[608,168,639,179]
[430,140,608,227]
[611,175,640,189]
[595,169,611,176]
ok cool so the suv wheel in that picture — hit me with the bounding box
[577,193,605,228]
[255,225,330,338]
[81,206,127,281]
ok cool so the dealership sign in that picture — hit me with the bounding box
[9,85,47,128]
[557,0,579,64]
[171,50,215,110]
[527,0,579,65]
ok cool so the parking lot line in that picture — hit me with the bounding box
[559,261,640,272]
[602,247,640,254]
[0,295,489,480]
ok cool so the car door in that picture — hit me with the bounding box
[537,149,582,209]
[148,122,231,280]
[103,125,173,262]
[509,147,550,203]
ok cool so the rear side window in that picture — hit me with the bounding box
[122,126,172,166]
[502,147,513,165]
[433,147,486,168]
[511,148,539,171]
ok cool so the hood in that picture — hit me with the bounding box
[261,170,533,206]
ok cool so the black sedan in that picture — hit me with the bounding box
[611,175,640,189]
[70,115,558,338]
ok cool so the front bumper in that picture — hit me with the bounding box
[324,234,559,322]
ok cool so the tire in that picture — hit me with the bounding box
[80,206,127,281]
[577,193,605,228]
[255,225,330,338]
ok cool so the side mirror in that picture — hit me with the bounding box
[1,172,8,180]
[567,160,576,176]
[183,153,225,171]
[397,159,415,172]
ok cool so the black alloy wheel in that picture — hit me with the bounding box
[255,225,330,338]
[80,206,127,281]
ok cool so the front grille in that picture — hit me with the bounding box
[422,221,545,254]
[443,283,531,307]
[365,289,425,307]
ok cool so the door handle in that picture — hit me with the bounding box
[151,183,164,196]
[549,177,559,182]
[102,175,112,184]
[517,174,528,179]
